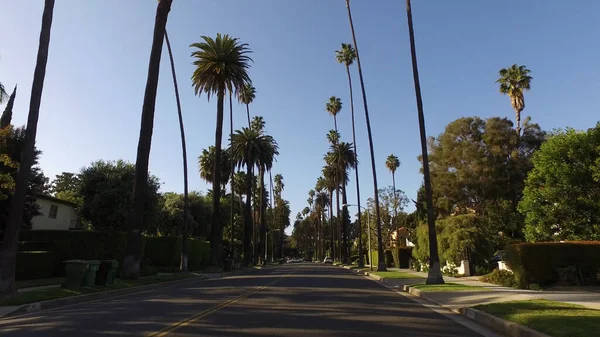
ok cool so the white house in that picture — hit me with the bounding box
[32,195,81,230]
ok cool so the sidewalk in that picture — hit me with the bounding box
[369,267,600,311]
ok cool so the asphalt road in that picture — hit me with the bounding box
[0,264,499,336]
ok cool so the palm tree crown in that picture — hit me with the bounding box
[496,64,532,135]
[326,96,342,131]
[239,83,256,105]
[230,127,278,171]
[198,146,231,187]
[335,43,356,67]
[327,130,340,145]
[190,34,253,99]
[385,154,400,174]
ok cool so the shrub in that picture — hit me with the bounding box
[397,247,413,268]
[506,241,600,288]
[528,283,542,291]
[140,265,159,277]
[384,250,394,267]
[480,269,517,288]
[144,237,182,268]
[16,251,61,280]
[188,239,210,271]
[476,265,493,276]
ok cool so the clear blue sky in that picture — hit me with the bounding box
[2,1,600,235]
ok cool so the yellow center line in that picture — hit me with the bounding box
[147,268,297,337]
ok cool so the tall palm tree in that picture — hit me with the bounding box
[386,154,400,252]
[274,173,284,257]
[198,146,231,188]
[190,34,252,265]
[228,91,236,256]
[327,141,356,263]
[326,96,342,132]
[238,83,256,128]
[164,29,190,271]
[0,0,55,294]
[230,127,277,266]
[345,0,386,271]
[405,0,443,284]
[314,190,329,261]
[496,64,532,136]
[336,42,364,267]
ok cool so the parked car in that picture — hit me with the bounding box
[287,257,303,263]
[323,257,333,264]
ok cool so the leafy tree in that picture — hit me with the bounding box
[365,186,408,249]
[49,172,80,196]
[519,124,600,241]
[345,0,386,272]
[0,0,55,294]
[496,64,532,136]
[78,160,161,232]
[191,34,252,265]
[336,42,364,267]
[0,86,17,128]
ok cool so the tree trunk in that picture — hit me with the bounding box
[406,0,443,284]
[246,104,251,128]
[347,65,364,268]
[0,0,55,296]
[259,167,266,264]
[515,108,521,136]
[333,116,338,133]
[209,82,225,266]
[345,0,386,272]
[164,29,189,272]
[336,186,341,262]
[229,91,235,258]
[329,190,335,260]
[341,184,350,263]
[243,163,253,266]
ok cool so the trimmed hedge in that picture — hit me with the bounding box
[144,237,210,271]
[397,247,413,268]
[506,241,600,288]
[16,251,61,281]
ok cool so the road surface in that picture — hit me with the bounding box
[0,264,500,336]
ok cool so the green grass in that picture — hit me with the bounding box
[370,271,425,279]
[0,273,199,306]
[412,283,488,292]
[475,300,600,337]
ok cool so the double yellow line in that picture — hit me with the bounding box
[148,269,295,337]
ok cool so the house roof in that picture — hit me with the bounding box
[36,194,78,208]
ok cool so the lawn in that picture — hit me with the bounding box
[370,271,425,279]
[0,273,200,306]
[412,283,488,292]
[475,300,600,337]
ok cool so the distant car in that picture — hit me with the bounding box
[287,257,303,263]
[323,257,333,264]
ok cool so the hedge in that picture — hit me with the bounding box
[144,237,210,271]
[506,241,600,288]
[16,251,61,281]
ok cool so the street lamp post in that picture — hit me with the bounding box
[344,204,373,271]
[266,229,280,265]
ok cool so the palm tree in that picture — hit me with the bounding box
[0,0,55,294]
[326,96,342,132]
[198,146,231,188]
[238,83,256,127]
[322,166,337,261]
[257,142,278,265]
[190,34,252,265]
[164,29,190,271]
[405,0,443,284]
[496,64,532,136]
[314,190,329,261]
[327,141,356,263]
[386,154,400,252]
[274,173,284,257]
[345,0,386,271]
[230,127,277,266]
[336,42,364,267]
[228,91,236,257]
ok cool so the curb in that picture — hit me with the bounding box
[1,266,263,319]
[338,265,382,281]
[403,285,551,337]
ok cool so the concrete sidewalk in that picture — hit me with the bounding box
[375,267,600,310]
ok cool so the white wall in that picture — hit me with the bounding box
[31,198,78,230]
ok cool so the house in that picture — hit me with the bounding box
[390,227,415,248]
[31,195,81,230]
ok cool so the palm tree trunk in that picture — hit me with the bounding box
[515,108,521,136]
[126,0,172,279]
[406,0,443,284]
[209,82,225,266]
[341,184,350,263]
[243,163,253,266]
[269,170,275,259]
[164,30,189,272]
[259,167,266,265]
[0,0,55,295]
[333,116,338,133]
[346,0,386,272]
[229,92,235,258]
[346,65,364,268]
[329,190,335,260]
[246,104,251,128]
[336,186,341,262]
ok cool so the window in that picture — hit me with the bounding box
[49,204,58,219]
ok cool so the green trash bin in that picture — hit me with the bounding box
[96,260,119,285]
[83,260,101,287]
[63,260,89,289]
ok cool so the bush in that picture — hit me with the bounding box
[528,283,542,291]
[188,239,210,271]
[397,247,413,268]
[384,250,394,267]
[144,237,182,268]
[140,265,159,277]
[506,241,600,288]
[480,269,517,288]
[16,251,61,281]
